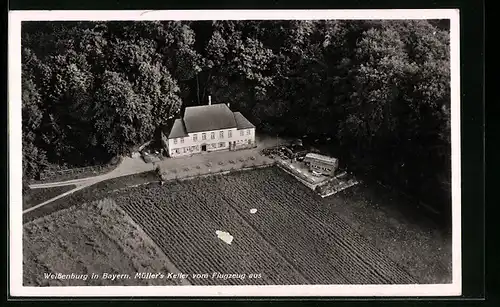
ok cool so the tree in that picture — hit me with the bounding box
[93,71,154,155]
[22,77,47,179]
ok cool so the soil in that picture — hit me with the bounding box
[23,198,185,286]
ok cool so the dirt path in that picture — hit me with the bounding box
[23,182,94,214]
[24,134,290,215]
[24,157,155,215]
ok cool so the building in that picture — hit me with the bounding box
[162,97,256,157]
[303,153,339,176]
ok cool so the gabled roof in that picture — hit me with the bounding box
[233,112,255,130]
[183,103,237,133]
[167,119,188,138]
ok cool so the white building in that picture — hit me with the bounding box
[162,97,256,157]
[304,153,339,176]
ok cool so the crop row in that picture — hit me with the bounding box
[116,166,416,285]
[217,173,352,284]
[116,179,309,285]
[247,167,417,284]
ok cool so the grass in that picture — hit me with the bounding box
[321,183,452,284]
[23,198,184,286]
[23,171,158,224]
[23,185,76,210]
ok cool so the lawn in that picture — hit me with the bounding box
[23,198,185,286]
[23,185,76,210]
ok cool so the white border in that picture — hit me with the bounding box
[9,9,461,297]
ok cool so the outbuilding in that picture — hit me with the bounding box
[303,153,339,176]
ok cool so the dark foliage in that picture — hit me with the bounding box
[22,20,451,218]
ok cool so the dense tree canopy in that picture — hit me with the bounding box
[21,20,451,217]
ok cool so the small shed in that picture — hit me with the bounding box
[303,153,339,176]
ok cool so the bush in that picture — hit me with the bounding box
[110,156,120,165]
[206,162,212,167]
[196,165,201,169]
[250,156,256,161]
[229,160,235,164]
[183,167,189,172]
[218,161,224,166]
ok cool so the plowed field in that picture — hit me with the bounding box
[115,166,417,285]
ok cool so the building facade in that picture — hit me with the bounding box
[162,98,256,157]
[303,153,339,176]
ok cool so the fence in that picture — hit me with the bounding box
[275,159,315,184]
[158,156,274,183]
[315,172,359,198]
[38,156,123,182]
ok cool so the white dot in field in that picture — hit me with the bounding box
[250,208,257,214]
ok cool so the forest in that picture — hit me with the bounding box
[21,20,451,217]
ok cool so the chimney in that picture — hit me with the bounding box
[208,95,211,105]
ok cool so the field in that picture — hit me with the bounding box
[23,171,158,223]
[323,184,453,284]
[23,198,186,286]
[113,166,417,285]
[23,166,451,286]
[23,185,76,210]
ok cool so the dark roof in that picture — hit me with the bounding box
[183,103,237,133]
[233,112,255,129]
[167,119,188,139]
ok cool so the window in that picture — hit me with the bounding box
[248,139,251,145]
[212,143,217,149]
[195,145,199,150]
[220,131,224,138]
[202,133,206,140]
[240,130,244,136]
[246,129,251,135]
[228,130,232,138]
[180,137,184,144]
[193,134,198,142]
[219,142,225,148]
[175,149,180,154]
[173,138,178,144]
[211,132,215,139]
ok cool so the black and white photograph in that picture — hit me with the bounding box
[9,10,461,297]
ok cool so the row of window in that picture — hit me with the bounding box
[171,142,227,154]
[173,129,251,144]
[311,163,332,172]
